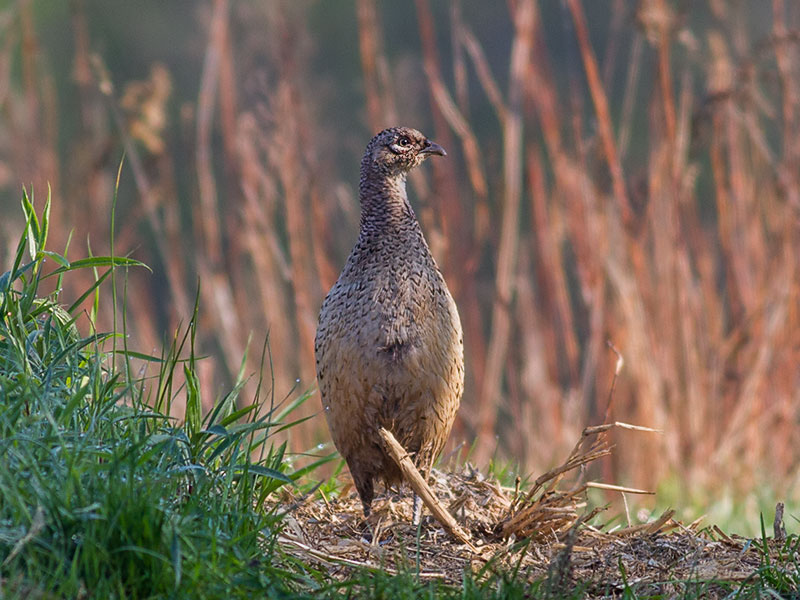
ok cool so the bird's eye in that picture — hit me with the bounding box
[398,136,411,147]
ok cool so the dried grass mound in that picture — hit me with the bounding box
[276,424,796,594]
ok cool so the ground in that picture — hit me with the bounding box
[278,426,799,598]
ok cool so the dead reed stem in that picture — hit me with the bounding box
[2,1,800,495]
[476,0,532,462]
[379,428,475,549]
[357,0,386,132]
[566,0,632,226]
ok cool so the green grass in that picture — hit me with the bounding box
[650,474,800,539]
[1,191,798,599]
[0,191,329,598]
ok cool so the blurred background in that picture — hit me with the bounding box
[0,0,798,531]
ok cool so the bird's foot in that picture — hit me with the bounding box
[359,519,375,544]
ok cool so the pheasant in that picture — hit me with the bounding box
[315,127,464,517]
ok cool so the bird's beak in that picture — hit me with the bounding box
[420,140,446,157]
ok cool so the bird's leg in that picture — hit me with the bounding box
[412,454,434,525]
[353,471,375,518]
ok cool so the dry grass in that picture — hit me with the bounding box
[277,424,795,595]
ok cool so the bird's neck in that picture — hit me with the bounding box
[358,169,418,234]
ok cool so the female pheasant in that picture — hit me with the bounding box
[315,127,464,516]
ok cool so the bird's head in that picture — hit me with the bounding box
[362,127,446,177]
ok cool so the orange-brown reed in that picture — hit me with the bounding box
[0,0,798,498]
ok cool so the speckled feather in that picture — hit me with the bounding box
[315,127,464,515]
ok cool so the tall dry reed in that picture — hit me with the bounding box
[0,1,797,496]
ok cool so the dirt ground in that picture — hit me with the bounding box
[278,425,798,597]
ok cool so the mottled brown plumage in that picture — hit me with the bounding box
[315,127,464,516]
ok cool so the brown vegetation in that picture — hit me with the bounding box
[279,423,790,596]
[0,1,798,502]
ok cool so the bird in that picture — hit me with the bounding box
[315,126,464,518]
